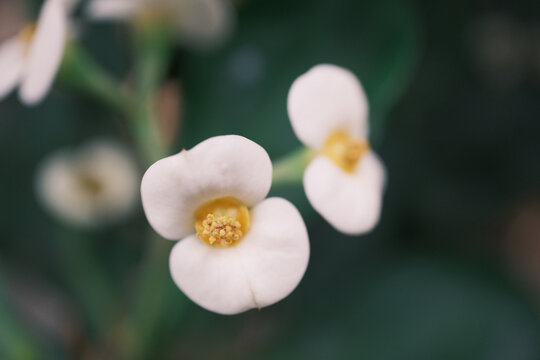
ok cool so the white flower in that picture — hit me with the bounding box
[35,139,140,228]
[0,0,70,105]
[287,64,387,235]
[87,0,233,48]
[141,135,310,315]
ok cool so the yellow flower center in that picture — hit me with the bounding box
[322,131,370,173]
[18,23,36,51]
[77,173,103,197]
[194,197,250,248]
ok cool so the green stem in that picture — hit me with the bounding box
[58,42,130,115]
[59,39,169,165]
[118,20,180,360]
[0,274,44,360]
[55,228,118,337]
[272,147,316,186]
[57,21,181,359]
[121,233,173,360]
[130,21,175,166]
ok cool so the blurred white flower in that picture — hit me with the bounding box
[141,135,309,315]
[36,139,140,228]
[0,0,71,105]
[287,64,386,235]
[87,0,234,49]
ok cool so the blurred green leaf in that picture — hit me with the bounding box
[181,0,420,152]
[263,256,540,360]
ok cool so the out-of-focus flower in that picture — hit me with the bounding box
[0,0,71,105]
[35,139,140,228]
[87,0,234,49]
[287,64,386,235]
[141,135,309,315]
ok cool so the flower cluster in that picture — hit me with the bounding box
[0,0,232,106]
[6,0,387,316]
[138,65,387,314]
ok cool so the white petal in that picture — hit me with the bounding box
[173,0,234,48]
[169,197,309,315]
[86,0,140,20]
[0,37,24,100]
[35,151,86,225]
[235,198,310,309]
[303,152,386,235]
[141,135,273,240]
[287,64,369,149]
[19,0,68,105]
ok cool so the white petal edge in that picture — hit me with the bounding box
[169,197,310,315]
[0,37,25,100]
[141,135,273,240]
[287,64,369,149]
[19,0,67,105]
[174,0,235,49]
[86,0,140,20]
[303,152,386,235]
[35,150,90,226]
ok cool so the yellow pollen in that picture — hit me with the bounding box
[18,23,37,51]
[194,197,250,248]
[322,131,370,173]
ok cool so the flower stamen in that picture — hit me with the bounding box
[322,131,369,173]
[195,197,250,247]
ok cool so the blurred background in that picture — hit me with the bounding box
[2,0,540,359]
